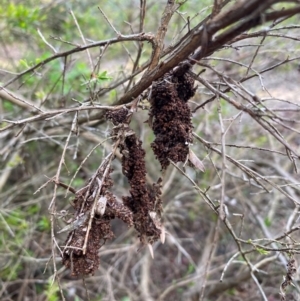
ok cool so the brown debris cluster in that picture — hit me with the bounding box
[61,68,196,275]
[106,107,129,125]
[120,131,162,244]
[149,70,196,169]
[61,165,133,276]
[62,106,165,277]
[62,214,112,276]
[280,256,297,300]
[61,67,195,275]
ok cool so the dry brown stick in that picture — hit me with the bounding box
[2,33,156,88]
[192,55,300,112]
[70,10,93,71]
[115,2,300,106]
[190,73,300,159]
[140,253,154,301]
[147,0,177,71]
[98,7,120,36]
[0,103,130,132]
[211,0,222,17]
[168,161,260,299]
[124,0,147,92]
[205,5,300,56]
[198,218,221,300]
[217,98,227,221]
[206,255,276,298]
[65,136,113,197]
[193,133,300,206]
[47,113,79,301]
[0,87,43,113]
[79,53,299,127]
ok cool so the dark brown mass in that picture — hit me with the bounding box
[120,133,162,244]
[106,107,129,125]
[62,166,133,276]
[149,70,196,169]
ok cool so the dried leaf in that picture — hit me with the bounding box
[148,243,154,259]
[95,196,107,216]
[160,226,166,244]
[188,149,205,172]
[57,212,89,233]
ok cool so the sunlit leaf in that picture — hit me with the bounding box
[97,70,112,81]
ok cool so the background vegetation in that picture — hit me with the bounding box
[1,0,300,300]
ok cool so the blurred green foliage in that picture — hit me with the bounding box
[45,279,60,301]
[0,209,29,280]
[0,1,45,40]
[37,215,51,231]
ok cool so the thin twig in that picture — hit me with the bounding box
[37,28,57,53]
[147,0,177,71]
[98,7,120,36]
[70,10,93,71]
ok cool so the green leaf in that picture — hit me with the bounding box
[256,247,270,255]
[3,101,14,112]
[35,90,46,100]
[19,59,30,68]
[45,279,59,301]
[37,216,51,231]
[97,70,112,81]
[7,154,23,168]
[264,217,272,227]
[28,205,39,214]
[186,263,195,275]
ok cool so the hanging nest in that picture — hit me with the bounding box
[109,107,163,244]
[60,67,195,275]
[149,70,196,170]
[61,106,163,276]
[120,132,163,244]
[61,164,133,276]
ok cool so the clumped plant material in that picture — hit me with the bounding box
[62,164,133,276]
[120,133,163,244]
[280,255,297,300]
[109,107,163,244]
[62,70,195,275]
[62,107,163,276]
[106,107,129,125]
[149,69,196,169]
